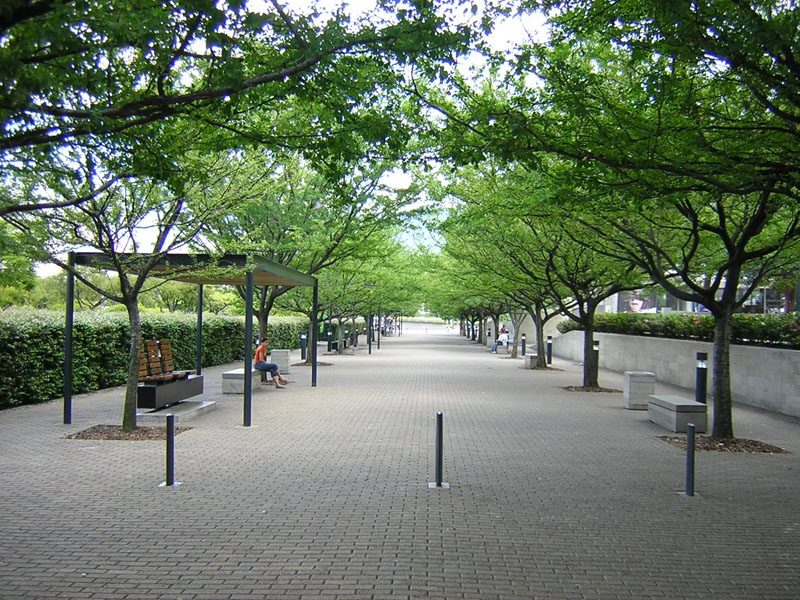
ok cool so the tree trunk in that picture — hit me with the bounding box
[711,309,735,438]
[529,308,548,368]
[336,316,345,354]
[508,311,526,359]
[582,323,598,388]
[122,301,142,432]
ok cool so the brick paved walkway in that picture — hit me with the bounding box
[1,323,798,599]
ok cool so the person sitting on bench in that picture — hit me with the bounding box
[254,338,288,388]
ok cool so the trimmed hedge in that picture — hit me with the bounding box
[556,312,800,349]
[0,310,308,410]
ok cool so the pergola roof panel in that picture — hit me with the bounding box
[72,252,316,288]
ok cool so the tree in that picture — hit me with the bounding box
[148,281,198,313]
[278,234,423,359]
[438,163,646,385]
[506,24,800,434]
[7,144,259,430]
[0,222,36,308]
[424,3,800,437]
[198,151,422,339]
[0,0,482,175]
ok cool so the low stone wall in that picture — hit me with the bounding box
[552,331,800,418]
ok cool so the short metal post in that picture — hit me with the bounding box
[521,333,526,356]
[593,340,600,369]
[300,333,307,360]
[429,412,449,489]
[546,335,552,365]
[685,423,696,497]
[326,328,332,352]
[435,412,443,485]
[160,414,181,488]
[695,352,708,404]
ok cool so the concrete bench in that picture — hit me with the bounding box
[523,354,539,368]
[222,367,261,394]
[624,371,655,410]
[648,394,707,433]
[270,349,291,374]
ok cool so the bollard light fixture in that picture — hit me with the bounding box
[695,352,709,404]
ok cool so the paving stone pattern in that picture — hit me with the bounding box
[1,323,799,599]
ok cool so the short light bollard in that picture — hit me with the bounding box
[546,335,552,365]
[159,414,181,488]
[429,412,449,489]
[521,333,526,356]
[695,352,708,404]
[300,333,307,360]
[684,423,696,497]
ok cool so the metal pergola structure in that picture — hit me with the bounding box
[63,252,318,427]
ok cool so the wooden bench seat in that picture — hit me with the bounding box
[137,339,203,410]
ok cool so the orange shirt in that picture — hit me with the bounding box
[254,345,268,364]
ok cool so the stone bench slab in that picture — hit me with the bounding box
[648,394,707,433]
[222,367,259,394]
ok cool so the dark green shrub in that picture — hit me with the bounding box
[557,311,800,349]
[0,309,310,410]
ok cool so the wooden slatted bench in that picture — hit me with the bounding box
[137,339,203,410]
[648,394,707,433]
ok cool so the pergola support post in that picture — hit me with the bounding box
[63,251,75,425]
[195,284,203,375]
[312,282,318,387]
[243,271,254,427]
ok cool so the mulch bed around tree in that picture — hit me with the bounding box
[64,425,192,441]
[563,385,622,393]
[660,436,788,454]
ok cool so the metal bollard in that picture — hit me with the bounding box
[326,329,332,352]
[546,335,552,365]
[300,333,307,360]
[695,352,708,404]
[685,423,696,497]
[521,333,526,356]
[160,414,181,488]
[429,412,449,489]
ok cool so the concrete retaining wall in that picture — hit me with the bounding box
[552,331,800,418]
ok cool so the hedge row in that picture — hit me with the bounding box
[556,312,800,348]
[0,310,308,410]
